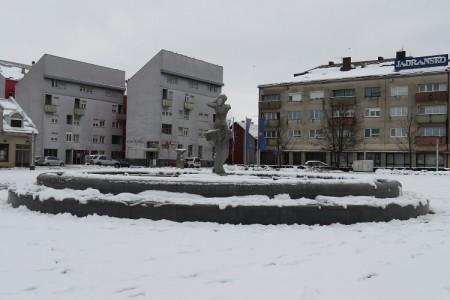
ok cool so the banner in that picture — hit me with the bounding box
[258,118,266,150]
[245,118,251,150]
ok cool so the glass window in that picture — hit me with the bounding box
[418,83,447,92]
[288,130,301,138]
[364,108,381,117]
[332,89,355,97]
[310,91,324,100]
[288,111,302,120]
[309,110,324,119]
[0,144,8,161]
[417,127,446,136]
[261,94,280,101]
[418,105,447,115]
[364,128,380,138]
[390,106,408,117]
[288,93,302,102]
[365,87,381,97]
[390,85,408,96]
[162,124,172,134]
[390,128,407,137]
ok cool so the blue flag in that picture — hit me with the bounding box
[258,118,266,150]
[245,118,251,150]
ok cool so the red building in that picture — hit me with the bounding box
[0,60,31,98]
[228,121,257,165]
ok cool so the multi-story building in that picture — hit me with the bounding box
[15,54,126,164]
[227,121,257,165]
[258,51,450,168]
[0,60,31,99]
[127,50,223,166]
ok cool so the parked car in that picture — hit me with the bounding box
[34,156,44,165]
[89,155,120,168]
[84,155,97,165]
[303,160,328,168]
[36,156,65,166]
[184,157,201,168]
[116,158,130,168]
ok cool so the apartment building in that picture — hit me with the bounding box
[0,60,31,98]
[258,51,449,168]
[127,50,223,166]
[15,54,126,164]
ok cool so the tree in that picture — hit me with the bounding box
[313,103,363,168]
[394,106,417,168]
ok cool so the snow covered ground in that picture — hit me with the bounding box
[1,166,450,300]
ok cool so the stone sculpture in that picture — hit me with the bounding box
[205,94,232,175]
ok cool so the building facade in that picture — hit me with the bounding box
[0,97,38,168]
[228,121,257,165]
[258,51,450,168]
[126,50,223,166]
[15,54,126,164]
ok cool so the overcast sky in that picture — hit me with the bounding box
[3,0,449,122]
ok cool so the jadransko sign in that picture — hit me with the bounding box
[395,54,448,71]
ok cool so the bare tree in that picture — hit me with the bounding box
[314,103,363,168]
[394,106,417,168]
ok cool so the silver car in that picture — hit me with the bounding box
[36,156,65,166]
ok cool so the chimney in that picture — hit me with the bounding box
[32,61,35,65]
[340,57,352,71]
[21,67,26,74]
[329,61,335,66]
[396,51,406,60]
[378,56,384,62]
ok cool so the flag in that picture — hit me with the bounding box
[258,118,266,150]
[245,118,251,150]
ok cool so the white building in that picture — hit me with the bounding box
[127,50,223,166]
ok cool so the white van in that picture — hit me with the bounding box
[184,157,201,168]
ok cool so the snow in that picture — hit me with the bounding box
[0,97,39,135]
[1,165,450,300]
[0,60,30,81]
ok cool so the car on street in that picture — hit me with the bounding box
[116,158,131,168]
[89,155,120,168]
[303,160,328,168]
[36,156,65,166]
[184,157,201,168]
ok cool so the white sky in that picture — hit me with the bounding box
[3,0,450,122]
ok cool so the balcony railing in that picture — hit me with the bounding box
[415,136,446,145]
[184,102,194,110]
[44,104,57,113]
[162,99,173,107]
[330,97,356,106]
[73,108,85,116]
[415,114,447,124]
[259,101,281,109]
[415,91,448,102]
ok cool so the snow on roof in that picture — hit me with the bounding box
[259,56,450,87]
[0,60,31,81]
[0,97,38,135]
[235,121,258,139]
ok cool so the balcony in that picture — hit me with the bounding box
[184,102,194,110]
[415,114,447,124]
[73,108,85,116]
[259,101,281,109]
[116,113,126,120]
[44,104,57,113]
[415,91,448,102]
[415,136,446,145]
[330,97,356,106]
[162,99,173,107]
[265,119,280,128]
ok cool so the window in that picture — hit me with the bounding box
[80,85,93,94]
[162,89,174,100]
[167,76,178,84]
[51,117,59,124]
[45,94,53,105]
[364,108,381,117]
[261,94,280,101]
[199,113,209,122]
[189,81,198,89]
[66,115,73,125]
[390,85,408,96]
[10,113,23,128]
[198,146,203,159]
[183,128,189,136]
[264,130,278,138]
[92,136,99,144]
[99,136,105,144]
[332,109,355,117]
[0,144,8,161]
[81,101,87,109]
[162,108,172,117]
[288,93,302,102]
[51,132,58,142]
[208,85,218,92]
[99,119,106,127]
[390,128,407,137]
[73,134,80,143]
[44,149,58,157]
[112,121,121,129]
[418,105,447,115]
[309,110,324,119]
[162,124,172,134]
[66,132,72,142]
[364,128,380,138]
[188,145,193,157]
[112,105,118,113]
[390,106,408,117]
[418,127,446,136]
[262,112,278,120]
[51,80,66,89]
[365,87,381,97]
[74,98,81,108]
[74,117,80,126]
[288,130,301,138]
[288,111,302,120]
[198,129,207,137]
[310,91,324,100]
[105,90,118,97]
[112,135,121,145]
[93,119,99,127]
[418,83,447,92]
[309,129,323,138]
[332,89,355,97]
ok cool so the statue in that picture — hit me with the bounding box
[205,94,232,175]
